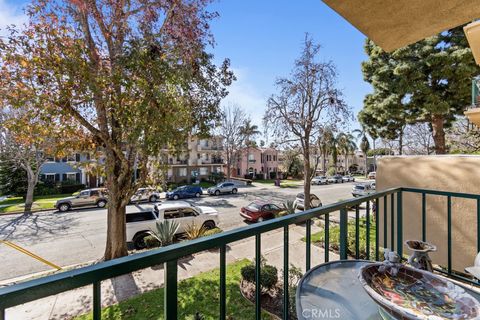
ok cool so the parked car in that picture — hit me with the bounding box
[130,187,160,203]
[293,192,322,210]
[342,175,355,182]
[327,175,344,183]
[352,183,375,197]
[207,182,238,195]
[55,188,108,212]
[126,202,219,249]
[311,176,328,185]
[240,200,282,222]
[368,171,376,179]
[166,185,203,200]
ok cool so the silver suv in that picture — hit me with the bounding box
[55,188,108,212]
[207,182,238,196]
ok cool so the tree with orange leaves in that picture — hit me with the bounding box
[0,0,233,260]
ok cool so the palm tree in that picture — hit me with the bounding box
[318,126,334,174]
[239,119,261,177]
[354,127,371,178]
[338,133,357,174]
[239,119,261,146]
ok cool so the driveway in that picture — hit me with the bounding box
[0,182,355,282]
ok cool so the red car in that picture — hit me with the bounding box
[240,200,282,222]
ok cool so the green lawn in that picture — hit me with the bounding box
[304,217,378,259]
[0,194,72,214]
[76,259,274,320]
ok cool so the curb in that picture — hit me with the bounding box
[0,260,96,287]
[0,207,56,217]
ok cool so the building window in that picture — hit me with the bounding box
[248,154,254,161]
[273,155,276,161]
[66,173,77,181]
[45,173,55,182]
[179,168,187,177]
[200,167,208,175]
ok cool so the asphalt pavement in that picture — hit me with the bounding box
[0,181,355,282]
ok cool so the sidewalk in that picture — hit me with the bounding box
[5,223,336,320]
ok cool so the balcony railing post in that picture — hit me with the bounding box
[306,219,311,271]
[391,194,395,251]
[396,191,403,258]
[447,196,452,275]
[422,193,426,242]
[325,213,330,263]
[355,205,360,259]
[383,196,387,251]
[255,234,261,320]
[340,208,348,260]
[93,281,101,320]
[477,198,480,253]
[164,260,178,319]
[375,198,380,261]
[220,245,226,320]
[366,201,371,260]
[283,226,289,320]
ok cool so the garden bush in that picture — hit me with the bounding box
[59,184,85,194]
[143,235,161,248]
[202,227,223,237]
[241,262,278,291]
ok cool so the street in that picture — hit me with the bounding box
[0,182,355,282]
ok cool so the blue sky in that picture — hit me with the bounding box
[208,0,372,133]
[0,0,372,134]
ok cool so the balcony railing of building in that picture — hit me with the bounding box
[0,187,479,320]
[197,144,223,151]
[248,159,256,163]
[471,77,480,108]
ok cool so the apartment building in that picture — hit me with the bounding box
[166,136,225,183]
[231,147,281,179]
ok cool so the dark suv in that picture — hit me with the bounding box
[166,185,203,200]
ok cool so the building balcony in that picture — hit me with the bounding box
[197,144,223,151]
[248,159,257,163]
[1,187,478,319]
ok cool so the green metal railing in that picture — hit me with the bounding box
[0,186,479,320]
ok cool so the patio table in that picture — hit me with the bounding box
[296,260,480,320]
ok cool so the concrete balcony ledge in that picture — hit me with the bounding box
[465,107,480,126]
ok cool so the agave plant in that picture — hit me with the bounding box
[150,219,179,246]
[283,200,297,214]
[184,223,207,240]
[277,200,297,217]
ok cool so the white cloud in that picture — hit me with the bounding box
[222,67,268,129]
[0,0,27,36]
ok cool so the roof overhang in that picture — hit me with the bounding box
[321,0,480,52]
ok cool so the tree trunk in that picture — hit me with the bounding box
[226,152,231,179]
[399,132,403,155]
[431,115,446,154]
[303,153,311,210]
[345,154,349,174]
[103,150,130,260]
[24,168,36,214]
[104,197,128,260]
[322,152,327,174]
[365,155,368,178]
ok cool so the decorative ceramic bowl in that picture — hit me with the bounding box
[359,263,480,319]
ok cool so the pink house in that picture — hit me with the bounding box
[231,147,280,179]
